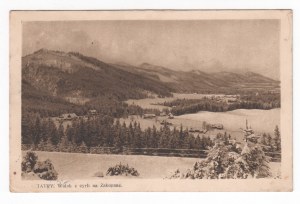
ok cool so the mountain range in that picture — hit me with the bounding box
[22,49,280,113]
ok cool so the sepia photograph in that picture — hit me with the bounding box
[9,10,292,192]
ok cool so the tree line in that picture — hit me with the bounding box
[259,125,281,152]
[22,93,158,119]
[160,92,280,116]
[22,112,214,152]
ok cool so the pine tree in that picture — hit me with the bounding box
[182,128,190,149]
[66,124,74,143]
[75,119,85,145]
[122,122,130,147]
[267,134,273,150]
[161,123,171,148]
[78,141,88,153]
[40,119,50,143]
[59,131,69,151]
[170,132,272,179]
[261,133,268,146]
[84,118,92,147]
[201,136,207,149]
[37,136,47,150]
[133,122,142,148]
[128,122,134,148]
[113,120,123,150]
[21,112,32,144]
[45,137,54,151]
[88,120,99,147]
[188,135,196,149]
[179,124,184,147]
[195,135,201,149]
[50,127,59,146]
[57,123,65,143]
[32,115,42,146]
[151,125,158,148]
[274,125,281,151]
[172,127,180,149]
[144,127,152,148]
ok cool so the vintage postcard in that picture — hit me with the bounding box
[10,10,292,192]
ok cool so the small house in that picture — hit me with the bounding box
[88,109,97,115]
[211,123,223,130]
[227,98,237,103]
[160,120,172,126]
[194,129,201,133]
[59,113,78,120]
[143,113,156,119]
[168,113,174,119]
[160,112,167,117]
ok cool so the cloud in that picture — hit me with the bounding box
[22,20,280,79]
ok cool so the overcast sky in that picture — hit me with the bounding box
[23,20,280,79]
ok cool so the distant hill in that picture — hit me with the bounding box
[115,62,280,93]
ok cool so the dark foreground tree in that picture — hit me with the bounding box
[106,163,139,177]
[21,151,58,180]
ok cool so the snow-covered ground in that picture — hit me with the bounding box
[177,108,280,134]
[23,151,281,180]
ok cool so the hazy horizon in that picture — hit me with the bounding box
[22,20,280,80]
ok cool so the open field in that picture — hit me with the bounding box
[119,108,280,143]
[125,93,226,110]
[23,151,203,179]
[125,94,279,133]
[177,108,280,134]
[119,116,250,143]
[23,151,281,180]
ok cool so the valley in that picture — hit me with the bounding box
[22,49,281,148]
[21,49,282,180]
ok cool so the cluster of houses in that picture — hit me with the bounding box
[142,114,156,119]
[160,120,173,126]
[211,123,224,129]
[188,128,208,134]
[209,95,239,103]
[59,113,78,121]
[142,111,224,134]
[57,110,98,121]
[143,112,174,119]
[189,123,223,134]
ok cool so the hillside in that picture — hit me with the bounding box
[22,49,280,116]
[22,49,173,101]
[22,80,83,116]
[115,62,280,93]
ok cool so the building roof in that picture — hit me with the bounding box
[61,113,77,119]
[144,113,156,116]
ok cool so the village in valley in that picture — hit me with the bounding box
[20,19,282,181]
[21,69,281,180]
[53,104,225,137]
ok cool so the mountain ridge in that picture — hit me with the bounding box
[22,49,280,114]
